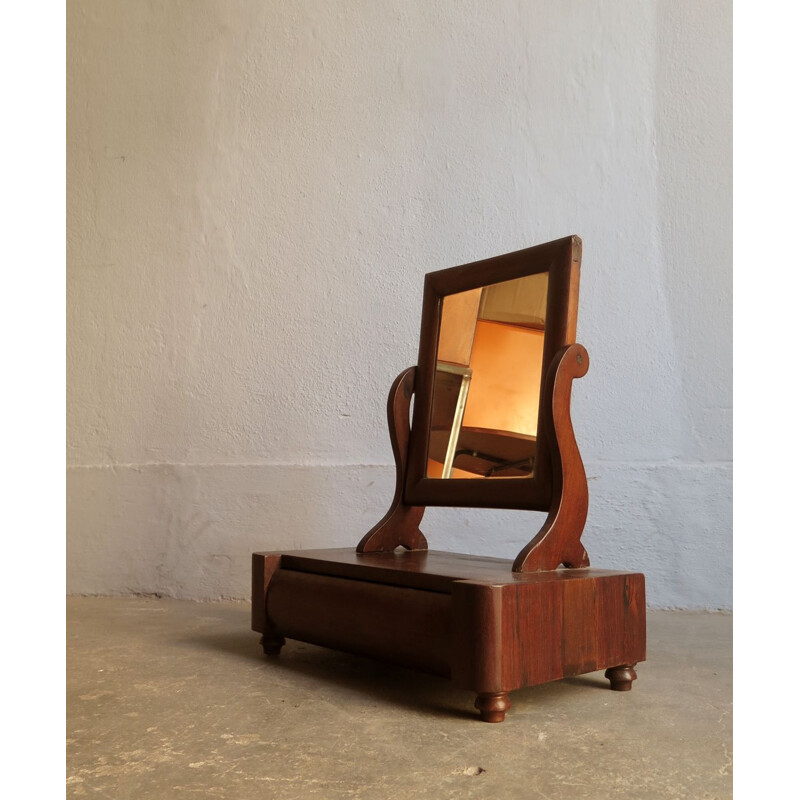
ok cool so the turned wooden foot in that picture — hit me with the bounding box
[605,664,637,691]
[260,634,285,656]
[475,692,511,723]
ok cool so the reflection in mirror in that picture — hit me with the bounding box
[426,272,548,479]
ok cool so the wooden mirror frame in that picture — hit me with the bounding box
[358,235,589,571]
[407,236,582,509]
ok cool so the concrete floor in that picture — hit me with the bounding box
[67,597,732,799]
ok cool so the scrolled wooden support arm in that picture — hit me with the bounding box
[513,343,590,572]
[357,367,428,553]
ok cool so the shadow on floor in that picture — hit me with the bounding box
[181,602,613,721]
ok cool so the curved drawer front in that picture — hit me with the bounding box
[267,569,452,677]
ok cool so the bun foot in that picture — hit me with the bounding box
[475,692,511,723]
[260,634,285,656]
[605,664,637,691]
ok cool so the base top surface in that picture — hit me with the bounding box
[255,548,641,594]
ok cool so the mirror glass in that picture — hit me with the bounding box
[426,272,549,479]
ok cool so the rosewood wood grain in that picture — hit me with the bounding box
[357,367,428,553]
[451,581,504,694]
[513,343,590,572]
[451,570,645,694]
[266,569,451,676]
[255,553,645,722]
[277,548,632,594]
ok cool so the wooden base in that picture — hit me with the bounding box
[252,549,646,722]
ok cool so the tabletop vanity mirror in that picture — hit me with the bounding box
[253,236,646,723]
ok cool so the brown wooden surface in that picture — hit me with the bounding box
[267,569,452,676]
[405,235,582,511]
[251,552,282,633]
[268,547,636,595]
[254,550,645,717]
[501,573,645,687]
[357,367,428,553]
[450,571,645,693]
[513,343,590,571]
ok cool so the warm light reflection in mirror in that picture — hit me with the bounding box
[426,272,548,479]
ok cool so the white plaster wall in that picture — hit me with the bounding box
[67,0,731,608]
